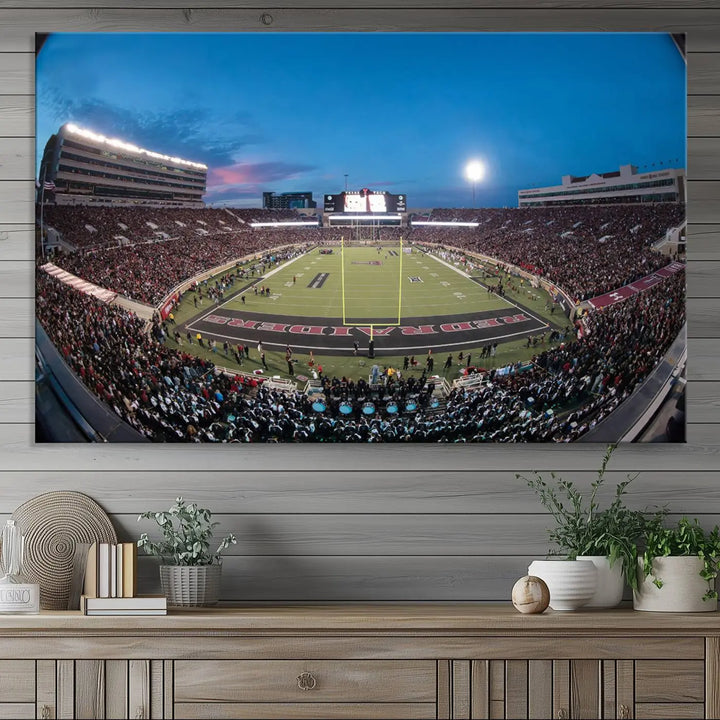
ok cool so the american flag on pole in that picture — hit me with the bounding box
[43,180,56,191]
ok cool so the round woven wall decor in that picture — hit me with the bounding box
[11,491,117,610]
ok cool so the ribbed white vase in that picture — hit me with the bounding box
[576,555,624,608]
[633,556,718,613]
[528,559,597,611]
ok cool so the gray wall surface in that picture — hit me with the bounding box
[1,0,717,602]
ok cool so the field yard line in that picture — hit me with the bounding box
[424,249,550,330]
[190,248,316,327]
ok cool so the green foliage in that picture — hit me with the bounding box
[137,497,237,566]
[640,517,720,600]
[517,444,666,591]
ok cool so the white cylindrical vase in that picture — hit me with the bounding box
[528,559,597,611]
[576,555,624,608]
[633,556,718,613]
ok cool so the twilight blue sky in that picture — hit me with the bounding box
[36,33,686,208]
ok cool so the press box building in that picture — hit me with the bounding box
[518,163,685,207]
[38,123,207,207]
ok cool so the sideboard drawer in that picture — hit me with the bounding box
[635,660,705,702]
[174,659,437,703]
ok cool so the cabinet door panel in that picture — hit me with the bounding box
[471,661,489,719]
[105,661,128,720]
[634,703,704,719]
[570,659,600,719]
[553,660,570,720]
[0,660,35,701]
[129,660,150,720]
[0,703,35,719]
[505,660,528,720]
[635,660,704,703]
[57,660,74,720]
[37,660,56,720]
[75,660,105,720]
[489,660,505,719]
[528,660,552,720]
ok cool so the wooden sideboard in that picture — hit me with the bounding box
[0,605,718,719]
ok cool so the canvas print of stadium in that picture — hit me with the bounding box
[34,33,687,443]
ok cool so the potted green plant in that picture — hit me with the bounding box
[633,517,720,613]
[137,497,236,607]
[518,444,665,608]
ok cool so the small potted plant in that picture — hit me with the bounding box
[633,517,720,613]
[518,445,665,609]
[138,497,236,607]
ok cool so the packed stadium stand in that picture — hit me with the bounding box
[43,203,684,308]
[35,265,684,443]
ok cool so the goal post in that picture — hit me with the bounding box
[340,235,404,331]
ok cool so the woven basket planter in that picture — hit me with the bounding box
[159,564,221,607]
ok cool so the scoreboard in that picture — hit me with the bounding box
[324,189,406,213]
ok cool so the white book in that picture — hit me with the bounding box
[98,544,111,598]
[110,543,117,598]
[82,595,167,611]
[85,609,167,616]
[116,544,124,598]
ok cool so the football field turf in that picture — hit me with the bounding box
[222,245,516,322]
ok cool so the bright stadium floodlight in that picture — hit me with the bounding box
[465,159,486,208]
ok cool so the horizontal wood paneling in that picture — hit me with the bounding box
[3,0,720,9]
[0,1,717,605]
[0,471,716,514]
[0,225,32,261]
[0,8,717,50]
[90,512,720,555]
[0,422,719,469]
[687,225,720,261]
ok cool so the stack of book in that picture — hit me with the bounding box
[80,542,167,616]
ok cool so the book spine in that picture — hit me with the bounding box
[116,544,124,599]
[98,543,111,598]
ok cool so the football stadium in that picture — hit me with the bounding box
[35,123,687,443]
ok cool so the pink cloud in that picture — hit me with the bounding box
[208,160,316,188]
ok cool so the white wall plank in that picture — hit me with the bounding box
[0,1,716,603]
[1,9,719,52]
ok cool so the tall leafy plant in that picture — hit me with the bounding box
[137,497,236,566]
[517,444,666,590]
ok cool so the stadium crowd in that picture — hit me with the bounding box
[41,203,683,310]
[36,262,685,443]
[409,203,684,301]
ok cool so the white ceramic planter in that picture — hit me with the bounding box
[577,555,624,608]
[633,556,718,613]
[527,559,597,611]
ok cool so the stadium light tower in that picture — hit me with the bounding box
[465,159,486,208]
[344,174,348,191]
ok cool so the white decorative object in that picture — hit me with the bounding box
[511,575,550,614]
[160,564,221,607]
[528,559,597,611]
[577,555,624,608]
[633,556,718,613]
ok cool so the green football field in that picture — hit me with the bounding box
[221,244,516,321]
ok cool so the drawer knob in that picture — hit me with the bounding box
[557,710,568,720]
[619,704,631,719]
[41,705,52,720]
[297,671,317,691]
